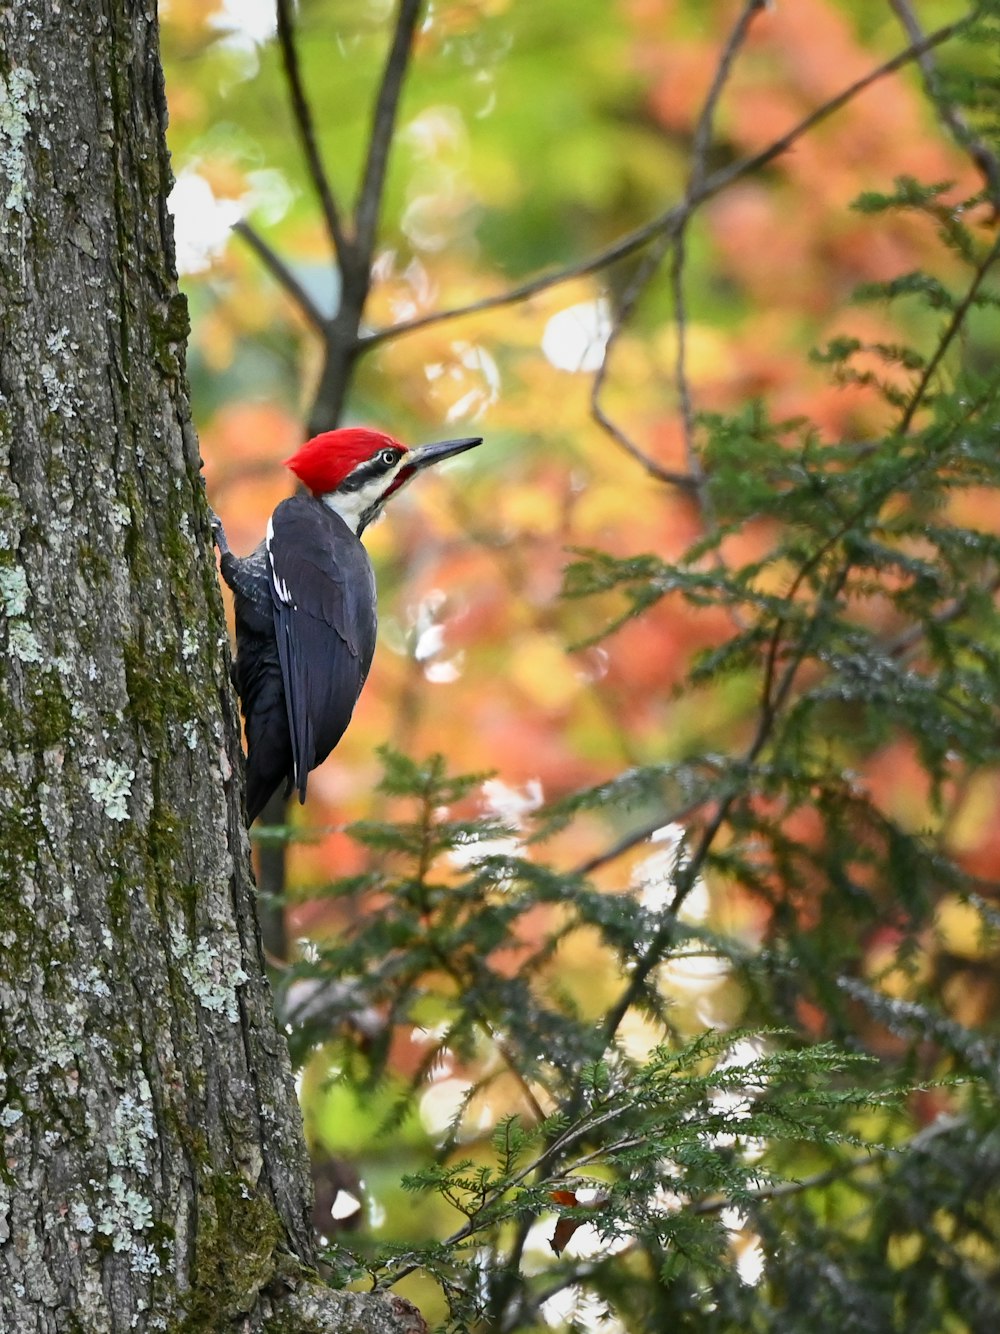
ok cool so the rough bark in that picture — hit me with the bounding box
[0,3,419,1330]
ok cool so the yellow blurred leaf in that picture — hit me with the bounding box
[574,482,651,532]
[508,633,582,709]
[498,483,562,534]
[945,773,1000,851]
[934,896,989,961]
[886,1233,923,1269]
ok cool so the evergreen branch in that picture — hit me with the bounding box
[556,1136,650,1178]
[516,1250,640,1329]
[593,366,1000,1027]
[231,219,326,331]
[354,0,423,274]
[697,1111,968,1216]
[884,570,1000,660]
[404,783,549,1124]
[519,1115,965,1325]
[376,1101,632,1291]
[574,377,986,1003]
[442,953,550,1126]
[747,375,1000,759]
[357,15,969,350]
[596,797,735,1047]
[596,540,850,1047]
[275,0,347,259]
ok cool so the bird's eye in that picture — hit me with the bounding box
[378,448,398,467]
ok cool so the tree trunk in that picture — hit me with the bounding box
[0,4,419,1329]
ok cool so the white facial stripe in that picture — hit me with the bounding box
[321,459,407,534]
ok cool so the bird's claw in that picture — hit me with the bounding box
[208,506,230,556]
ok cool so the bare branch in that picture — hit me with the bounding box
[275,0,348,259]
[589,399,699,489]
[354,0,423,272]
[231,219,326,332]
[358,15,968,350]
[888,0,1000,213]
[299,0,426,440]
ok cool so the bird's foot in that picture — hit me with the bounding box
[208,506,231,556]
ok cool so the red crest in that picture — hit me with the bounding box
[283,428,405,495]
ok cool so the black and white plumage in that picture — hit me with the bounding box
[211,427,482,823]
[219,496,376,821]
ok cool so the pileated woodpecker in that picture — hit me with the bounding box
[211,427,482,822]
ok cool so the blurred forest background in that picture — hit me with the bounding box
[161,0,1000,1329]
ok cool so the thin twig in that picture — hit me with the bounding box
[671,1,764,495]
[590,400,697,488]
[888,0,1000,213]
[692,1,768,182]
[898,228,1000,432]
[571,799,706,878]
[597,795,735,1046]
[591,230,698,488]
[360,218,682,348]
[275,0,347,259]
[231,219,326,331]
[588,0,765,486]
[354,0,423,272]
[358,16,968,350]
[669,227,699,478]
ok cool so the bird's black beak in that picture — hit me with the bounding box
[380,436,482,507]
[405,436,483,473]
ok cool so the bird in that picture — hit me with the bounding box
[210,426,482,822]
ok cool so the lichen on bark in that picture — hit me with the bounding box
[0,3,418,1330]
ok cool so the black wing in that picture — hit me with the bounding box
[267,495,377,805]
